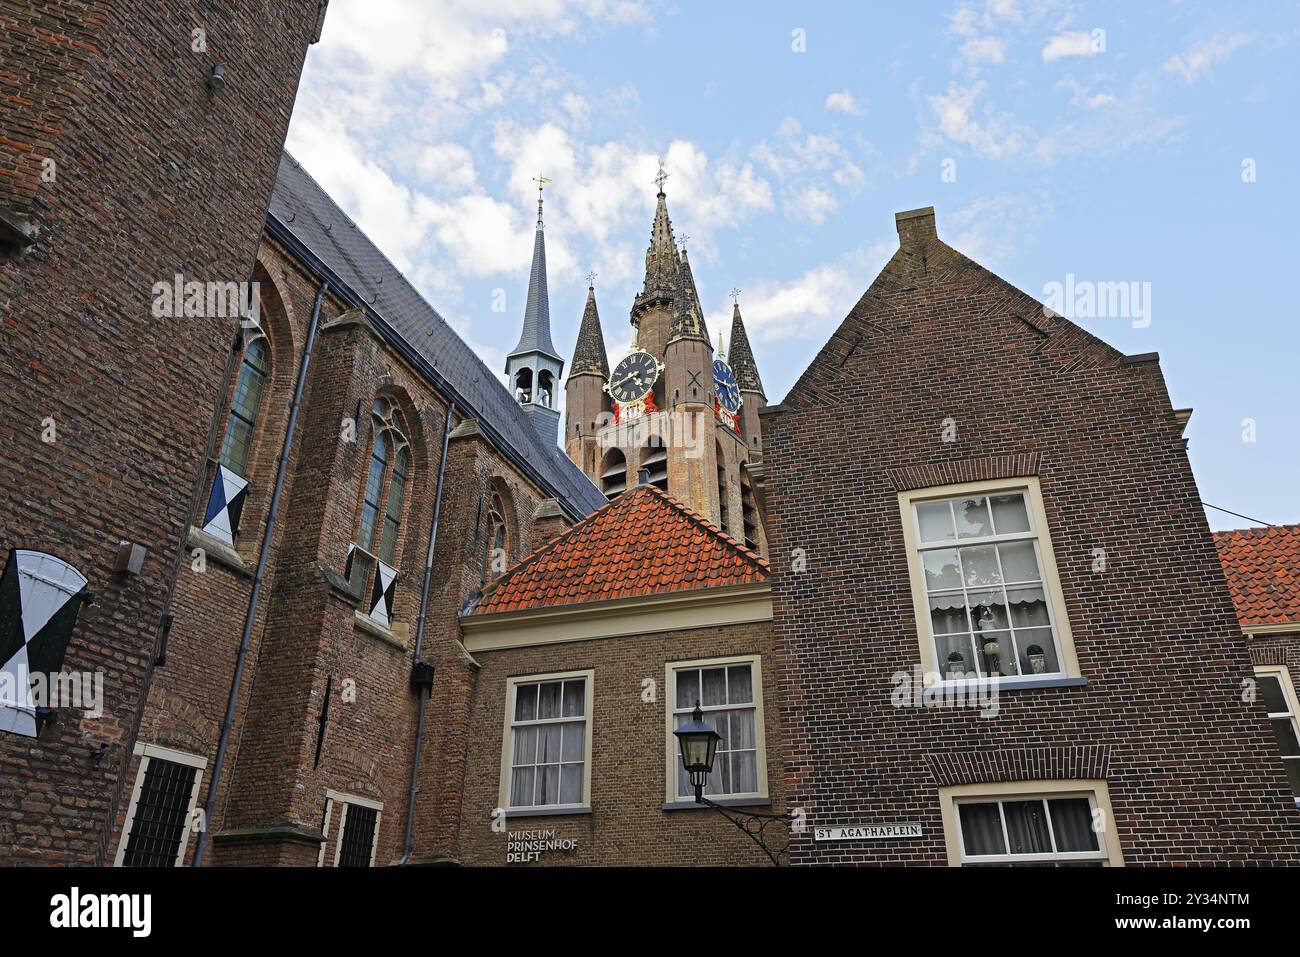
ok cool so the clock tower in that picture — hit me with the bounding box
[563,171,767,554]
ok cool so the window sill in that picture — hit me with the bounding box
[936,676,1088,692]
[186,526,251,577]
[503,806,592,819]
[353,610,407,650]
[662,797,773,812]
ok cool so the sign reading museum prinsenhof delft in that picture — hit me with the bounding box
[814,824,923,841]
[506,829,577,863]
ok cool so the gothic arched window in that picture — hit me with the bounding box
[358,398,410,564]
[483,494,508,583]
[219,335,269,477]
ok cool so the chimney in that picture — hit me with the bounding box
[895,206,937,252]
[531,498,571,545]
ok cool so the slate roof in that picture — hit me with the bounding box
[268,153,605,518]
[1214,525,1300,628]
[728,301,764,396]
[470,484,769,615]
[508,224,562,362]
[568,284,610,379]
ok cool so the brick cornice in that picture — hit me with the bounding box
[887,452,1042,492]
[923,745,1110,786]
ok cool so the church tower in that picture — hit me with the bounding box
[563,167,767,554]
[506,180,564,443]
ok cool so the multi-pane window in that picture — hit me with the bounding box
[482,495,507,584]
[955,794,1108,866]
[219,336,268,477]
[356,398,410,560]
[506,675,590,810]
[911,489,1064,681]
[671,660,762,800]
[337,803,379,867]
[379,447,409,564]
[116,746,205,868]
[1256,666,1300,798]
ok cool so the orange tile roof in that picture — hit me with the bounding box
[1214,524,1300,628]
[470,484,769,615]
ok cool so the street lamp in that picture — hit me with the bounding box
[673,702,721,801]
[671,700,796,865]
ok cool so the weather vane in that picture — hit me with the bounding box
[730,287,742,305]
[586,269,597,287]
[532,175,551,225]
[654,158,669,193]
[678,233,690,251]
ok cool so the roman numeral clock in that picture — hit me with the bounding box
[713,355,742,433]
[605,348,663,421]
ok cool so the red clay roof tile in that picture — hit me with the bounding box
[1214,524,1300,628]
[470,485,769,615]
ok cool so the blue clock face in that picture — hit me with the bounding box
[712,359,742,413]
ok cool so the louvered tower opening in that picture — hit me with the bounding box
[640,438,668,491]
[716,442,730,535]
[740,472,759,551]
[600,449,627,499]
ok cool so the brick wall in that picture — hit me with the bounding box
[761,208,1300,865]
[0,1,321,865]
[456,620,783,866]
[108,229,577,867]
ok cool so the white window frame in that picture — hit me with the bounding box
[664,654,768,805]
[499,669,594,814]
[1253,664,1300,805]
[938,779,1124,867]
[898,477,1081,686]
[114,743,207,867]
[320,790,383,867]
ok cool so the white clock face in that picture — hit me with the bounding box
[607,351,659,404]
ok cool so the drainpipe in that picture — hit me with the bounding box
[399,404,455,864]
[192,279,328,866]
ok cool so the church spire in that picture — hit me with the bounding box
[728,299,764,397]
[506,177,564,444]
[668,240,710,346]
[635,160,680,308]
[508,176,560,361]
[568,276,609,380]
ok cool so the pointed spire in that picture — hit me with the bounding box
[569,280,610,380]
[728,300,764,397]
[507,194,561,363]
[667,243,710,345]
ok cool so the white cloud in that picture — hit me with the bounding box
[824,90,863,115]
[787,187,837,225]
[285,112,434,272]
[1042,31,1099,62]
[416,143,478,191]
[714,241,894,342]
[960,36,1006,65]
[927,81,1026,159]
[1164,33,1251,83]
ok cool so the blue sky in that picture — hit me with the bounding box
[286,0,1299,530]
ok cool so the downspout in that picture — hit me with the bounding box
[399,404,455,864]
[192,279,328,866]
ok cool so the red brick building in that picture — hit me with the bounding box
[3,3,1297,870]
[1216,525,1300,804]
[456,485,781,866]
[761,206,1300,865]
[0,0,327,865]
